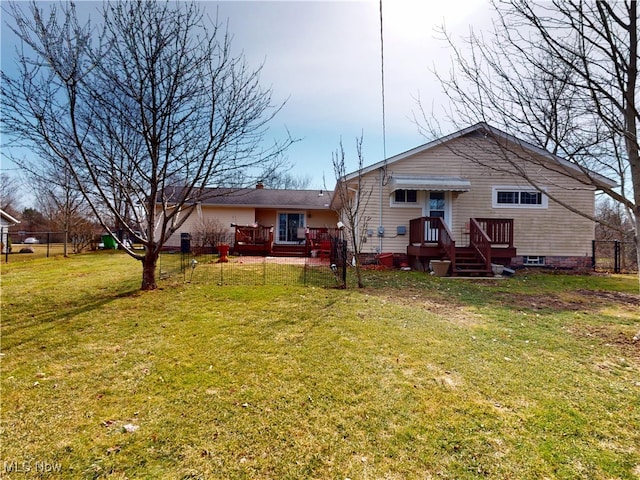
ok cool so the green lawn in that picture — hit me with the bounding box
[1,253,639,479]
[4,243,80,262]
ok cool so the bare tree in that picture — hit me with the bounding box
[1,1,292,289]
[596,199,637,272]
[0,173,21,217]
[192,218,232,253]
[260,170,313,190]
[23,155,90,257]
[419,0,639,286]
[331,137,373,288]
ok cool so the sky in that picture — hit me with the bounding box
[1,0,494,196]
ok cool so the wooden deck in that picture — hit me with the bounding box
[408,217,516,276]
[232,225,343,260]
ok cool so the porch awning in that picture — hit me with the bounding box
[389,175,471,192]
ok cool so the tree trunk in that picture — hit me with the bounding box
[141,251,158,290]
[63,225,69,258]
[635,207,640,294]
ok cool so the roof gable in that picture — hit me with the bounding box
[339,122,617,189]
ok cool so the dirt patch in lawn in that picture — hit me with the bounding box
[493,289,639,313]
[374,287,484,327]
[575,289,640,307]
[568,324,640,360]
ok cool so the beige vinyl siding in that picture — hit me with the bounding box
[162,206,254,248]
[255,209,338,230]
[352,137,596,257]
[255,209,277,227]
[165,206,340,249]
[307,210,340,229]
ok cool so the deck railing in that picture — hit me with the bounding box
[409,217,426,245]
[469,218,492,272]
[306,227,341,254]
[234,225,273,250]
[409,217,456,268]
[474,218,514,246]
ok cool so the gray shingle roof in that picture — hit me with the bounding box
[165,187,333,210]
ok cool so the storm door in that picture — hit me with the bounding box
[423,192,449,242]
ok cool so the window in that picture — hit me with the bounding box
[429,192,445,218]
[394,189,417,204]
[523,256,545,266]
[493,187,547,208]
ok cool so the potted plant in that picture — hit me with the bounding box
[430,259,451,277]
[217,243,230,263]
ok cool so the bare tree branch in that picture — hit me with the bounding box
[1,0,294,289]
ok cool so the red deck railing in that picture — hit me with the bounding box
[234,225,273,254]
[409,217,514,273]
[409,217,456,269]
[474,218,514,246]
[306,227,342,257]
[469,219,492,272]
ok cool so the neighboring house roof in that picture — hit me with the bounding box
[163,187,333,210]
[0,209,20,226]
[337,122,618,189]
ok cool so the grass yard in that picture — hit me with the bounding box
[4,243,77,262]
[1,252,639,479]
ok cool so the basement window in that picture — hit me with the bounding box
[523,256,545,266]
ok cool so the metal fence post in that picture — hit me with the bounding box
[341,240,347,287]
[591,239,596,271]
[614,240,621,273]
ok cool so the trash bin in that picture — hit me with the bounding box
[101,234,117,250]
[180,233,191,254]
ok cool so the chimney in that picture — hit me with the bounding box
[256,181,264,189]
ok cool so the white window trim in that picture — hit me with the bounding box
[492,186,548,209]
[390,189,420,208]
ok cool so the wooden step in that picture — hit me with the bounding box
[271,245,308,257]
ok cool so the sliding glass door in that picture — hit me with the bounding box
[278,213,305,243]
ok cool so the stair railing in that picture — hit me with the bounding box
[469,218,492,272]
[436,218,456,271]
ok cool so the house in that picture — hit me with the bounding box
[331,123,616,275]
[161,185,339,256]
[0,209,20,254]
[162,123,614,275]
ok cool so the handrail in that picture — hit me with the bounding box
[437,218,456,270]
[469,218,492,271]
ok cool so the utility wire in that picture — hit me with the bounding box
[379,0,387,161]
